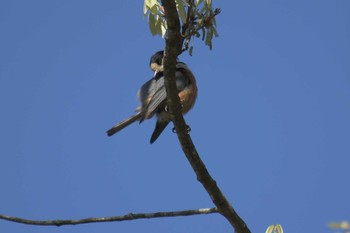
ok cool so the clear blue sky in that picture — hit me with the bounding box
[1,1,349,233]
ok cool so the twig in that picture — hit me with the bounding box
[190,8,220,37]
[183,8,221,42]
[0,208,218,227]
[160,1,250,233]
[181,7,221,53]
[181,0,194,51]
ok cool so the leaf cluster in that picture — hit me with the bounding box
[265,224,284,233]
[143,0,220,54]
[143,0,167,37]
[329,221,350,233]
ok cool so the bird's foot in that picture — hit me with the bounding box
[172,125,191,134]
[186,125,191,133]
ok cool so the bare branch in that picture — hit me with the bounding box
[160,1,251,233]
[2,2,248,232]
[0,208,218,227]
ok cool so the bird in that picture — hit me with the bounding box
[106,50,198,144]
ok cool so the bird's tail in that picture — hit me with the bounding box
[106,112,142,136]
[150,120,170,144]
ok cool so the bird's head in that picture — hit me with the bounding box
[149,50,164,72]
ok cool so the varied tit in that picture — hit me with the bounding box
[106,50,198,144]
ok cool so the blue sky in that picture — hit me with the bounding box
[1,1,349,233]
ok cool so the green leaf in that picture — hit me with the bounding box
[148,13,157,36]
[204,0,212,10]
[143,1,148,16]
[205,28,213,46]
[329,221,350,230]
[265,225,275,233]
[275,224,283,233]
[201,27,206,41]
[196,0,204,7]
[145,0,158,9]
[176,0,187,23]
[265,224,284,233]
[150,4,159,15]
[340,221,350,230]
[155,15,166,37]
[189,46,194,56]
[160,21,167,37]
[212,16,217,26]
[212,26,219,37]
[328,222,342,229]
[197,18,204,27]
[144,0,160,16]
[155,15,162,35]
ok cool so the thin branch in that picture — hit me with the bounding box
[182,0,193,34]
[0,208,218,227]
[2,2,248,232]
[181,0,194,51]
[183,8,221,43]
[160,1,251,233]
[181,5,221,53]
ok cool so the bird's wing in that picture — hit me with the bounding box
[138,78,156,110]
[144,75,167,118]
[143,70,190,118]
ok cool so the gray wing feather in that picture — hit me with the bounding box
[145,77,167,115]
[138,78,156,108]
[142,70,189,118]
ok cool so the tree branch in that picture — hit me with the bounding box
[0,208,218,226]
[160,1,251,233]
[182,8,221,51]
[2,2,250,232]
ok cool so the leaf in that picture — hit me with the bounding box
[205,28,213,49]
[196,0,204,6]
[155,15,167,37]
[189,46,193,56]
[340,221,350,230]
[212,16,217,26]
[329,221,350,230]
[150,4,159,15]
[144,0,160,16]
[275,224,283,233]
[212,26,219,37]
[201,27,206,41]
[201,28,206,41]
[155,15,162,35]
[204,0,212,10]
[143,1,148,16]
[148,13,157,36]
[328,222,342,229]
[197,17,204,28]
[265,224,284,233]
[161,22,167,37]
[144,0,158,9]
[265,225,275,233]
[176,0,187,23]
